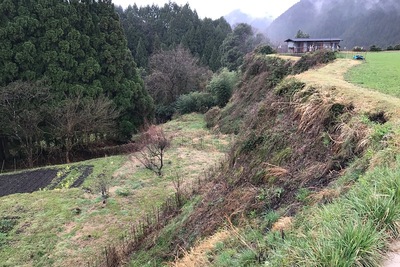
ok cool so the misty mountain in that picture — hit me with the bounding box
[267,0,400,48]
[225,9,272,32]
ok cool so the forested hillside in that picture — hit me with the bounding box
[0,0,153,168]
[0,0,270,170]
[116,3,269,122]
[116,3,232,71]
[267,0,400,48]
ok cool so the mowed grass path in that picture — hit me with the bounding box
[345,52,400,97]
[0,113,232,267]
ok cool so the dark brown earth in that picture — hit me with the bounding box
[0,165,93,197]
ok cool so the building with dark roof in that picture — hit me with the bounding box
[284,38,342,53]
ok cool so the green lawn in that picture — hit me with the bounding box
[345,52,400,97]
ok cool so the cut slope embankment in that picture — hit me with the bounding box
[295,58,400,122]
[166,56,400,267]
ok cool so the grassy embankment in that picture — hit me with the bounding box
[166,52,400,267]
[0,113,231,266]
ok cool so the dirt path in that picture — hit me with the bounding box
[383,241,400,267]
[294,59,400,123]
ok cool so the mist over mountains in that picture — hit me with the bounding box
[224,9,272,32]
[266,0,400,48]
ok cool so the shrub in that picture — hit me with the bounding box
[394,44,400,50]
[204,106,221,128]
[292,50,336,74]
[369,45,382,52]
[155,104,175,123]
[255,44,275,55]
[353,46,366,52]
[274,78,306,99]
[207,68,238,108]
[176,92,215,114]
[387,46,394,51]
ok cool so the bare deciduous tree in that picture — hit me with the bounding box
[51,93,119,163]
[145,45,212,107]
[0,81,50,167]
[135,125,170,176]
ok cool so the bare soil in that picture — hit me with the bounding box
[0,169,58,197]
[0,165,93,197]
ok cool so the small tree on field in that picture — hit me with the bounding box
[93,171,111,198]
[135,126,170,176]
[295,29,310,38]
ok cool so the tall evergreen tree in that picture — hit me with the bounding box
[0,0,154,166]
[135,38,148,68]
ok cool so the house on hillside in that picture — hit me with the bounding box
[284,38,342,53]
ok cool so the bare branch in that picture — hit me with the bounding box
[134,125,170,176]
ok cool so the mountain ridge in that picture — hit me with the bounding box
[267,0,400,48]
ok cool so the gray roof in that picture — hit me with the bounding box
[285,38,342,42]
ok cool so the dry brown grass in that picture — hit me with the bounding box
[294,59,400,122]
[272,54,301,62]
[271,216,293,232]
[309,188,342,205]
[172,230,231,267]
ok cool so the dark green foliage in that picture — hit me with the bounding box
[292,50,337,74]
[207,69,238,108]
[155,104,176,123]
[295,29,310,38]
[135,38,148,68]
[275,78,306,98]
[0,0,154,167]
[0,216,18,234]
[0,0,153,141]
[369,45,382,52]
[117,3,231,70]
[176,92,215,114]
[241,134,265,154]
[254,45,275,55]
[220,23,268,71]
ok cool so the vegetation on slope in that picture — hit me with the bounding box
[126,51,367,265]
[0,0,154,169]
[0,114,231,266]
[121,50,400,267]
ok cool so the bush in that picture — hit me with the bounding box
[176,92,215,114]
[274,78,306,98]
[353,46,366,52]
[155,104,175,123]
[204,106,221,128]
[369,45,382,52]
[255,44,275,55]
[292,50,336,74]
[394,44,400,50]
[387,46,394,51]
[207,68,238,108]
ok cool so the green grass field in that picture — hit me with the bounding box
[0,113,232,266]
[345,52,400,97]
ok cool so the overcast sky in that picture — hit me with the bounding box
[112,0,300,19]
